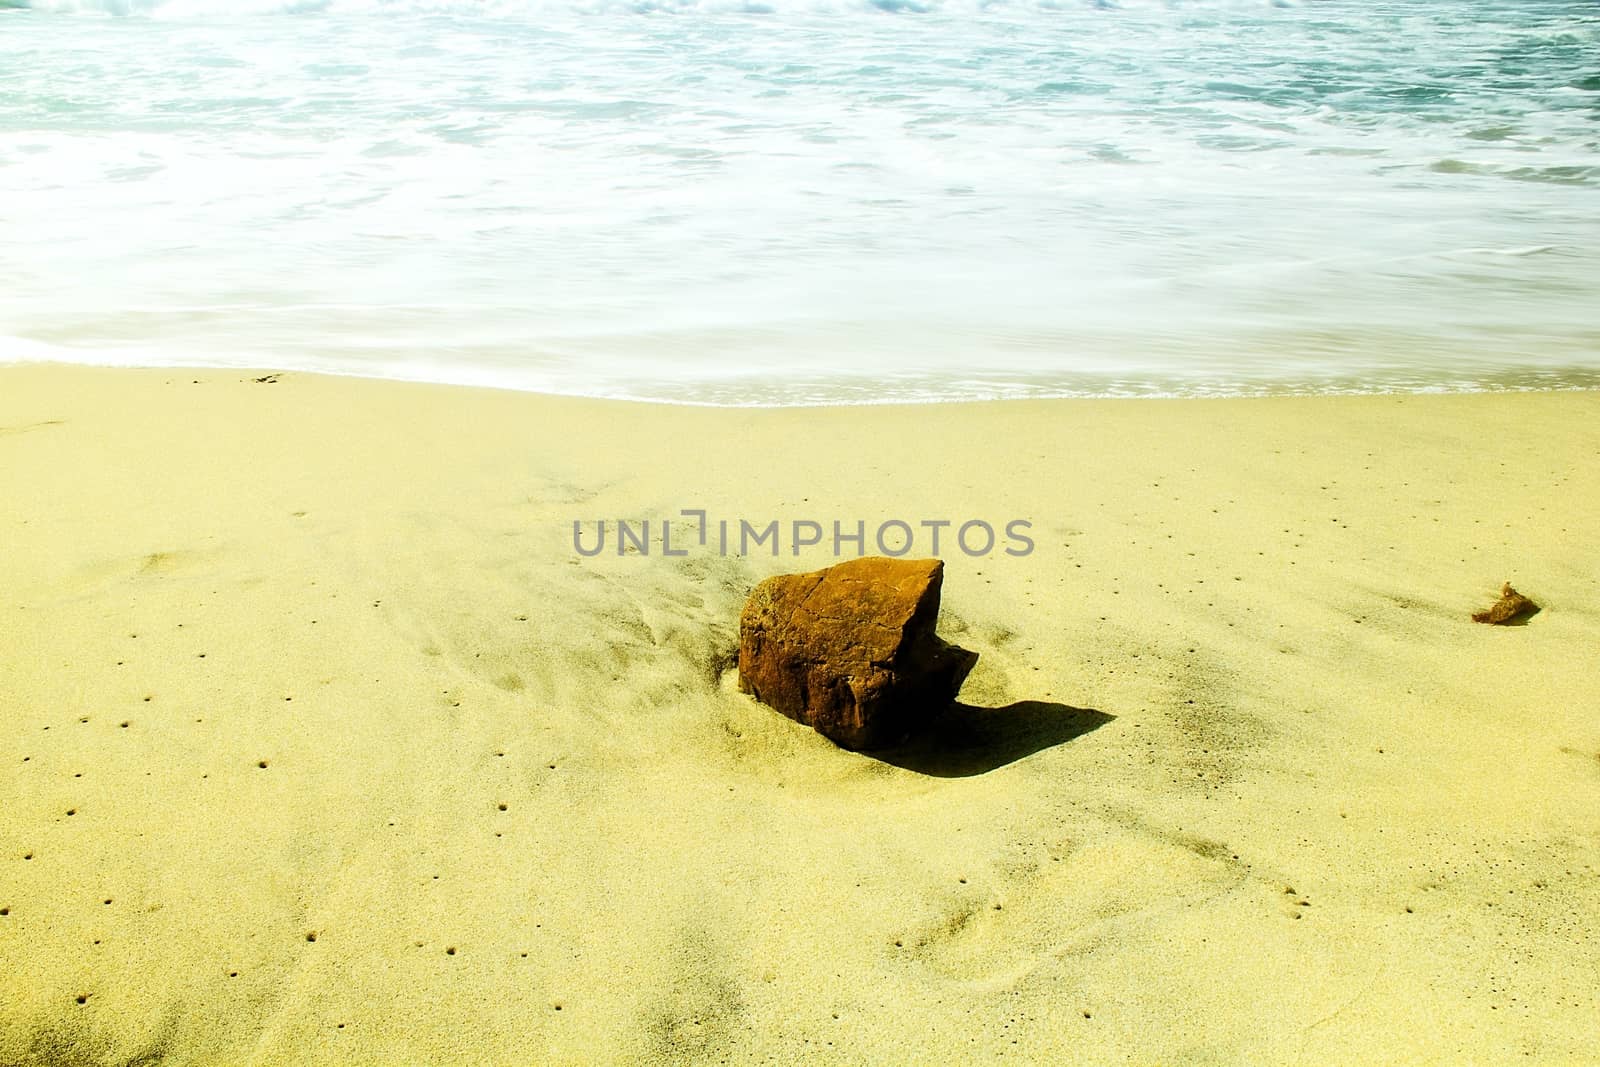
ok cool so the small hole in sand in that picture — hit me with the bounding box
[258,760,269,769]
[66,809,76,816]
[144,696,152,702]
[445,946,457,956]
[79,717,89,724]
[23,853,33,861]
[229,971,238,978]
[76,995,88,1005]
[497,803,507,812]
[337,1024,345,1030]
[305,932,317,943]
[552,1003,562,1011]
[120,721,130,728]
[103,898,112,905]
[0,907,9,916]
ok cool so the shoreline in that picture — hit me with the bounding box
[2,364,1598,1064]
[5,356,1600,409]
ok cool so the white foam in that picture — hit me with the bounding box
[2,0,1597,404]
[11,0,1304,15]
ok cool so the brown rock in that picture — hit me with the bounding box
[1471,582,1539,625]
[737,556,978,750]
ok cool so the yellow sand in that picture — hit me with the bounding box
[1,365,1597,1065]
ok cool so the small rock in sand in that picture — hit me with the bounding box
[737,556,978,750]
[1471,582,1539,625]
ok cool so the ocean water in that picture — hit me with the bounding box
[2,0,1598,404]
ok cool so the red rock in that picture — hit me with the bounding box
[737,556,978,750]
[1471,582,1539,624]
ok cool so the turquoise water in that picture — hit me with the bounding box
[2,0,1598,403]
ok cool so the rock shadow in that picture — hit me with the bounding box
[871,700,1112,778]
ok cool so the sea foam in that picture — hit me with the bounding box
[2,0,1597,403]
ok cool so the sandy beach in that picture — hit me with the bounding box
[1,363,1597,1064]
